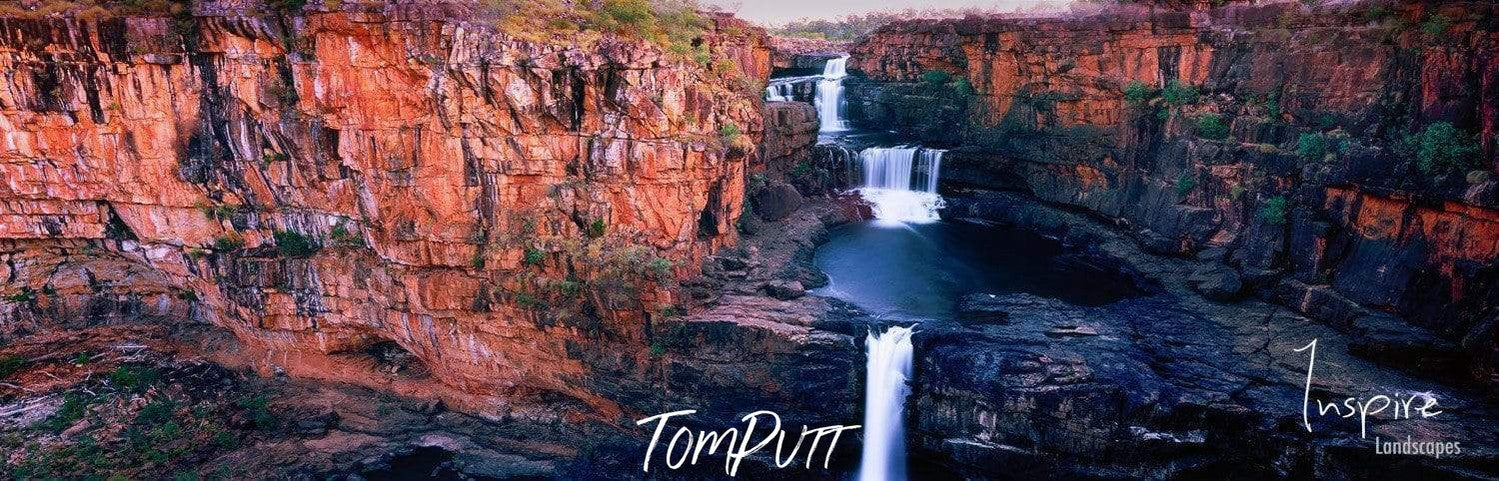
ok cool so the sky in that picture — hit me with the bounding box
[706,0,1072,26]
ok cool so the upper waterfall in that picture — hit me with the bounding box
[855,146,945,225]
[816,55,851,133]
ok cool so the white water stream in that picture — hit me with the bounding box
[855,146,945,225]
[858,325,915,481]
[816,55,851,132]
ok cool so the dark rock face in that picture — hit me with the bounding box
[844,76,969,147]
[853,1,1499,387]
[930,191,1499,479]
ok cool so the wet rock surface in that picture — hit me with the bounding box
[927,190,1499,479]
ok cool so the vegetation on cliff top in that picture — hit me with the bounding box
[770,5,1066,41]
[0,0,716,57]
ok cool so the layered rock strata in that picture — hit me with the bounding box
[0,6,770,417]
[851,0,1499,385]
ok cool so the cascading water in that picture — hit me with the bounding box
[815,55,850,132]
[859,325,915,481]
[765,82,795,102]
[855,146,945,224]
[764,75,819,103]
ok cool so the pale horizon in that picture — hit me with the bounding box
[707,0,1075,26]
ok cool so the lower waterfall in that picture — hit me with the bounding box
[859,325,915,481]
[856,146,945,225]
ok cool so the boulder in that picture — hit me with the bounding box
[752,181,804,221]
[1188,264,1243,301]
[761,280,806,300]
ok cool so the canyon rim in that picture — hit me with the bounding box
[0,0,1497,479]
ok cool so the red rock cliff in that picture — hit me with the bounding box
[0,7,771,416]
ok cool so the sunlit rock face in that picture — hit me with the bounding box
[0,9,771,416]
[851,1,1499,384]
[759,101,818,175]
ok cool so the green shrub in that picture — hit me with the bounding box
[200,203,238,221]
[44,392,93,432]
[5,287,34,303]
[212,232,245,252]
[597,0,653,30]
[471,249,486,269]
[921,70,953,87]
[523,246,546,267]
[1406,121,1482,174]
[328,221,364,248]
[515,292,545,310]
[791,159,814,179]
[1195,113,1230,140]
[587,218,608,239]
[238,394,276,430]
[647,257,673,280]
[135,399,179,425]
[719,122,741,143]
[1421,14,1452,37]
[110,364,161,392]
[1123,81,1154,105]
[1317,113,1338,129]
[273,229,321,258]
[690,44,711,66]
[1176,175,1198,196]
[1297,133,1328,160]
[1259,196,1289,225]
[1161,80,1199,106]
[0,355,27,378]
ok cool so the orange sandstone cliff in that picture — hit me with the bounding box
[0,5,774,416]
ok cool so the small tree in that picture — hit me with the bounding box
[1196,113,1230,140]
[1161,80,1199,107]
[1406,122,1481,174]
[1123,81,1154,105]
[1176,175,1198,196]
[273,229,321,258]
[523,246,547,267]
[1259,196,1289,225]
[1297,133,1328,161]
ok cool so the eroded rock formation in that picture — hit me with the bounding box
[0,6,771,417]
[850,0,1499,386]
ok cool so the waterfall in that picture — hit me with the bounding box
[855,146,945,224]
[765,82,794,102]
[859,326,915,481]
[815,55,850,133]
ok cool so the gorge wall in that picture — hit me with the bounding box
[0,3,776,419]
[850,0,1499,386]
